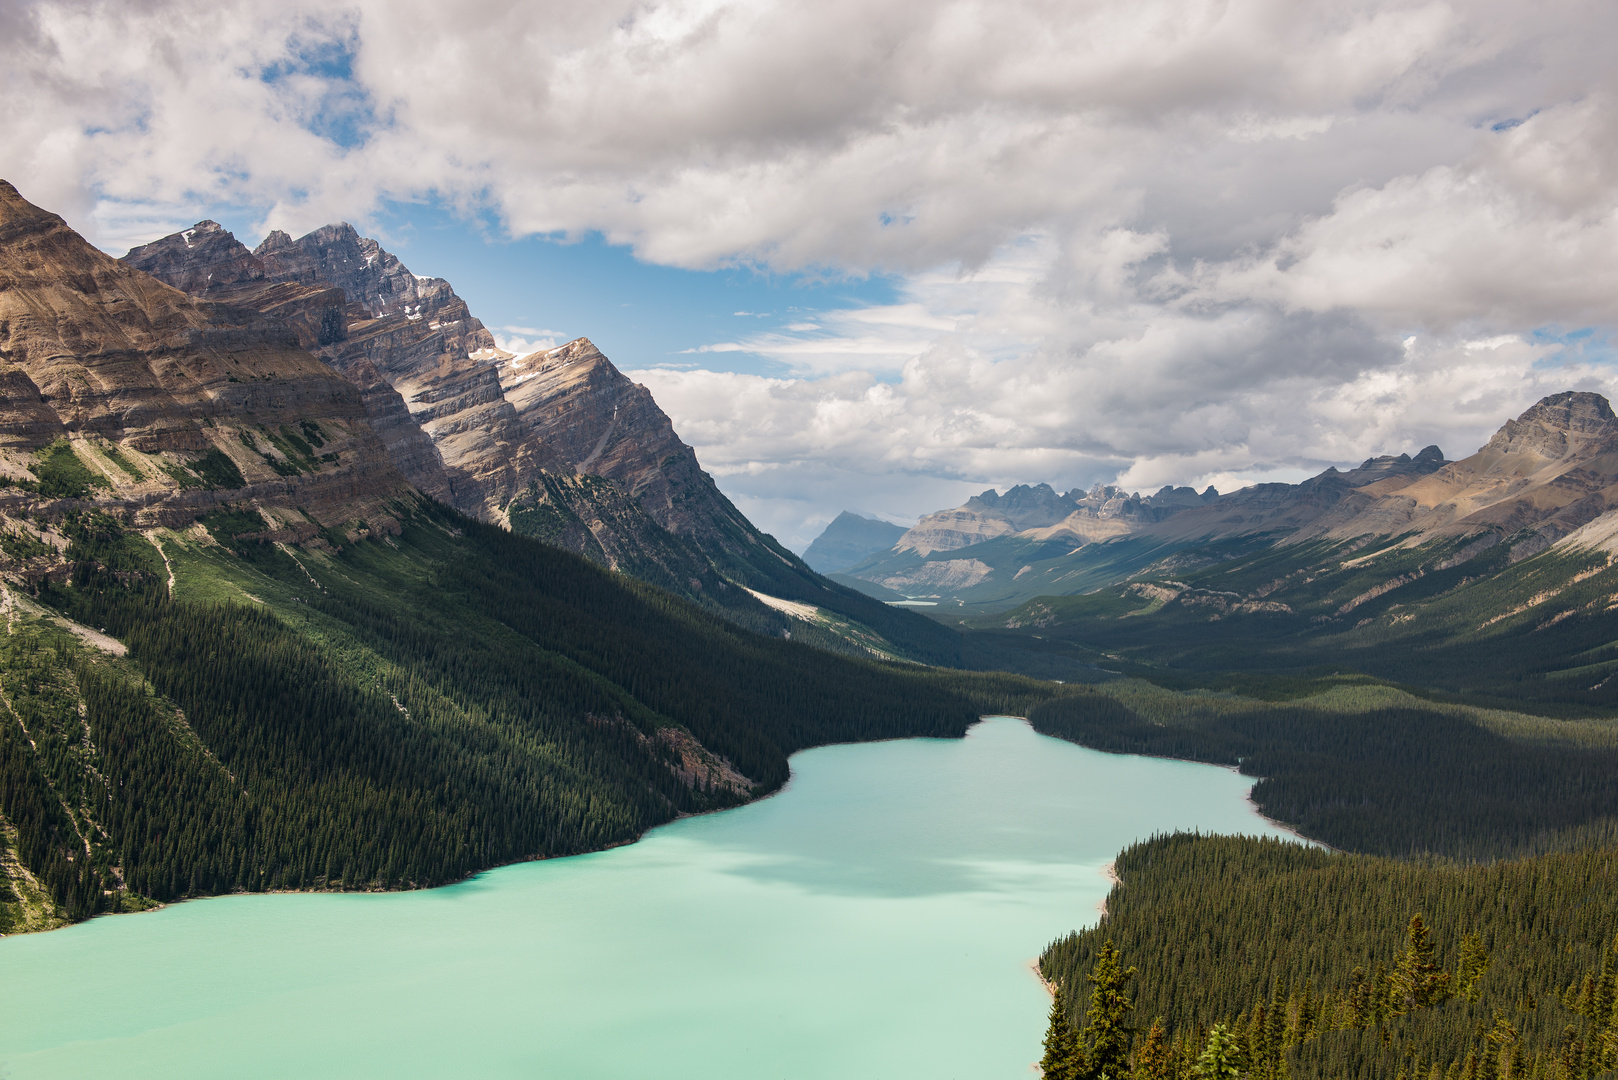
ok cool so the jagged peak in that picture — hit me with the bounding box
[545,337,606,362]
[123,219,265,293]
[256,229,295,253]
[1485,391,1617,458]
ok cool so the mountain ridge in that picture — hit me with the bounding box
[0,180,413,542]
[843,394,1618,610]
[121,207,961,664]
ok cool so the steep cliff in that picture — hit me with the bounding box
[124,226,458,507]
[0,181,411,541]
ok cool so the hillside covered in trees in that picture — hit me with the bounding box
[0,498,1045,932]
[1041,835,1618,1079]
[1025,665,1618,1077]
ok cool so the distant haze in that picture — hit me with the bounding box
[802,512,908,571]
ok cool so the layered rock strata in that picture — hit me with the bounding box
[0,181,412,539]
[127,219,813,593]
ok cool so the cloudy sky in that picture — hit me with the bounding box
[5,0,1617,549]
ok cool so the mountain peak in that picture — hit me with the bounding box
[803,511,908,573]
[1485,391,1617,458]
[125,220,265,294]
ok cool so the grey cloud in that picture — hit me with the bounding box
[5,0,1618,534]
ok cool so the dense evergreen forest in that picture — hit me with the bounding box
[1027,685,1618,859]
[0,500,1043,931]
[1041,834,1618,1079]
[1023,664,1618,1076]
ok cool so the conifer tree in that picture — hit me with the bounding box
[1193,1024,1244,1079]
[1455,932,1491,1003]
[1131,1017,1173,1080]
[1392,914,1451,1015]
[1042,983,1085,1080]
[1346,966,1372,1029]
[1081,941,1138,1080]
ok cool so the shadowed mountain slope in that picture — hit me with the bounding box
[804,512,909,573]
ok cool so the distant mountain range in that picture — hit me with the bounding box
[802,512,908,573]
[823,394,1618,611]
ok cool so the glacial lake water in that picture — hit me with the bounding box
[0,717,1291,1079]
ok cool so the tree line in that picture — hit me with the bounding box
[1040,833,1618,1079]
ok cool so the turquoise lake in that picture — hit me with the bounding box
[0,717,1291,1078]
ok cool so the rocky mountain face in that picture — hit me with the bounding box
[125,221,770,576]
[1155,395,1618,554]
[120,210,961,662]
[497,337,764,550]
[0,181,411,545]
[894,481,1219,556]
[803,512,908,573]
[1317,394,1618,554]
[1140,446,1450,543]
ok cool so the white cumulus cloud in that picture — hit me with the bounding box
[4,0,1618,546]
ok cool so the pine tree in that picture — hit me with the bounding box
[1392,914,1451,1015]
[1193,1024,1245,1079]
[1455,932,1491,1003]
[1082,940,1138,1080]
[1042,983,1086,1080]
[1131,1017,1173,1080]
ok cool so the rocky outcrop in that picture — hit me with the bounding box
[896,481,1220,555]
[0,179,413,536]
[1484,392,1616,459]
[498,338,761,545]
[1321,393,1618,548]
[897,484,1079,555]
[1138,448,1448,543]
[122,220,267,295]
[125,226,459,506]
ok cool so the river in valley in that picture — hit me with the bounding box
[0,717,1294,1078]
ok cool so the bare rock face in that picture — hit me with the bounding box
[126,223,460,507]
[500,338,758,543]
[1365,393,1618,547]
[898,484,1079,555]
[0,180,413,535]
[1483,391,1617,459]
[250,224,563,515]
[1146,393,1618,550]
[123,217,817,597]
[123,220,266,295]
[897,481,1199,555]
